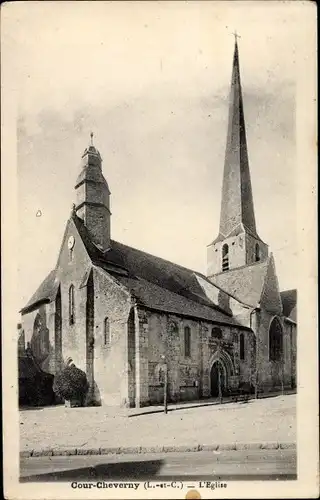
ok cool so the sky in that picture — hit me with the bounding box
[7,1,306,309]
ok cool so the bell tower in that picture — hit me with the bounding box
[207,36,268,278]
[75,133,111,252]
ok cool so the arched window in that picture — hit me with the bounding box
[33,314,42,335]
[69,284,75,325]
[32,314,42,357]
[222,244,229,272]
[255,243,260,262]
[103,317,110,345]
[184,326,191,357]
[239,333,245,360]
[211,327,222,339]
[269,317,283,362]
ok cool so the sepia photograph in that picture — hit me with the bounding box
[2,1,318,499]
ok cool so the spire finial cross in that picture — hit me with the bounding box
[90,131,94,146]
[232,30,241,42]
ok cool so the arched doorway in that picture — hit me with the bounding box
[210,361,226,397]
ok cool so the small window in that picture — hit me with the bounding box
[69,248,74,262]
[255,243,260,262]
[103,317,110,345]
[170,321,179,336]
[239,333,245,360]
[184,326,191,357]
[69,285,75,325]
[211,327,222,339]
[222,244,229,272]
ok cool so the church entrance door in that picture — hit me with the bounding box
[210,361,226,397]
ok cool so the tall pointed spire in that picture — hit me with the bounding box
[218,36,257,238]
[207,37,268,278]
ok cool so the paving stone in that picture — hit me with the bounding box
[52,448,77,456]
[119,446,142,454]
[100,447,122,455]
[236,442,262,450]
[76,448,101,455]
[279,442,296,449]
[32,449,53,457]
[140,446,164,454]
[218,443,237,451]
[199,444,219,451]
[260,442,280,450]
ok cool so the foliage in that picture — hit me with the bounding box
[53,364,89,402]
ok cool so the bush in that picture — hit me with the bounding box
[53,364,89,403]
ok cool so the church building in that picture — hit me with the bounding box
[19,39,297,407]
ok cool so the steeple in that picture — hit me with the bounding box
[207,36,268,277]
[74,134,111,252]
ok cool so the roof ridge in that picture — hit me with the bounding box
[212,258,269,278]
[280,288,297,295]
[121,275,246,328]
[111,239,203,276]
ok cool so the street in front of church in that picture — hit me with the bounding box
[20,448,296,482]
[20,394,296,465]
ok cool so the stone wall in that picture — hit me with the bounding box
[92,267,132,406]
[256,309,292,392]
[143,310,249,404]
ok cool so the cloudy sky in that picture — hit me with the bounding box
[5,1,312,308]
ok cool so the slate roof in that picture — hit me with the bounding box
[280,289,297,323]
[116,275,240,326]
[22,215,246,327]
[110,239,230,312]
[210,260,269,307]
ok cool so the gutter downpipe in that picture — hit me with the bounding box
[250,307,260,399]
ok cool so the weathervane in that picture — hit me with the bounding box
[232,30,241,42]
[90,131,94,146]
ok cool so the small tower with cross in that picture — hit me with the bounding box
[74,133,111,252]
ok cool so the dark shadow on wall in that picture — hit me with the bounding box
[218,289,232,316]
[20,459,164,482]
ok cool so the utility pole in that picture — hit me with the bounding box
[164,363,168,414]
[250,308,260,399]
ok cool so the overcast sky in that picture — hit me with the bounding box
[8,1,308,308]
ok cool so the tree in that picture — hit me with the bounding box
[53,363,89,407]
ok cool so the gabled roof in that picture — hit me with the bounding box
[280,289,297,323]
[20,270,59,315]
[210,259,269,307]
[22,215,247,328]
[110,240,229,311]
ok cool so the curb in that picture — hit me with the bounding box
[20,442,296,458]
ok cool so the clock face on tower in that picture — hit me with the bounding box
[68,235,75,250]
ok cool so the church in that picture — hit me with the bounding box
[19,39,297,407]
